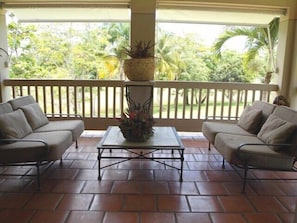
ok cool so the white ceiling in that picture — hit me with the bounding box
[157,9,282,26]
[6,8,131,23]
[4,6,285,26]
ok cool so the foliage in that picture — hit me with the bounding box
[212,18,279,83]
[155,30,210,81]
[118,103,154,141]
[209,50,251,82]
[6,21,269,83]
[121,40,155,59]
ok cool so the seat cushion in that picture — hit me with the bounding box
[35,120,84,142]
[0,131,72,163]
[20,103,49,130]
[214,133,294,170]
[202,122,254,144]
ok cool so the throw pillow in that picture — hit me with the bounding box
[238,105,262,134]
[20,103,49,130]
[257,114,297,150]
[0,109,33,139]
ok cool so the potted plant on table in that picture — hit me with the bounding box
[118,102,154,142]
[122,41,155,81]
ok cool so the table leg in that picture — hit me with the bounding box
[98,149,102,180]
[180,149,184,182]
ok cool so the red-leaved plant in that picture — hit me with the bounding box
[118,103,154,142]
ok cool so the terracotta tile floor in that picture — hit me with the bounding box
[0,131,297,223]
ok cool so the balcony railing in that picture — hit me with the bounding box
[3,79,279,132]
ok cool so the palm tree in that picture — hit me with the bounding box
[213,17,279,84]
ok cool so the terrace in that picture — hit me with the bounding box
[0,0,297,223]
[0,131,296,223]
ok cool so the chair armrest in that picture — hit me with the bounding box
[237,143,293,151]
[236,143,297,169]
[0,138,49,153]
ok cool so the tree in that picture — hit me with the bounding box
[102,23,130,79]
[209,50,250,83]
[213,17,279,84]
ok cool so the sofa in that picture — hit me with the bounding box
[0,95,85,187]
[202,101,297,192]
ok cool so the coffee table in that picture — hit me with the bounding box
[97,126,185,181]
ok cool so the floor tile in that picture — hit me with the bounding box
[247,195,288,212]
[128,169,154,180]
[157,195,189,211]
[103,212,139,223]
[56,194,93,211]
[141,181,170,194]
[51,180,85,193]
[90,194,123,211]
[218,195,254,212]
[140,212,175,223]
[48,169,79,180]
[101,169,129,180]
[176,213,212,223]
[111,181,142,194]
[210,213,246,223]
[123,194,156,211]
[65,211,104,223]
[277,196,297,212]
[75,169,99,180]
[244,213,283,223]
[154,169,180,181]
[81,180,113,193]
[0,193,33,208]
[25,193,63,210]
[188,196,223,212]
[30,210,69,223]
[196,182,229,195]
[168,182,199,195]
[0,209,35,223]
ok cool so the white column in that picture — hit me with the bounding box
[0,6,9,102]
[128,1,156,115]
[130,0,156,54]
[276,16,297,108]
[124,81,154,115]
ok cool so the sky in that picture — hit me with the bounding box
[158,23,247,51]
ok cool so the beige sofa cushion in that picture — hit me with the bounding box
[20,103,49,130]
[0,102,13,114]
[35,120,84,142]
[202,122,253,144]
[238,105,262,134]
[8,95,36,110]
[0,109,32,139]
[0,131,72,163]
[257,114,297,151]
[214,133,295,170]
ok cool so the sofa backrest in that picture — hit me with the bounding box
[8,95,36,110]
[272,106,297,154]
[0,102,13,115]
[273,106,297,125]
[251,101,277,125]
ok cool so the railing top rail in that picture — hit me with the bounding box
[3,79,125,87]
[4,79,279,91]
